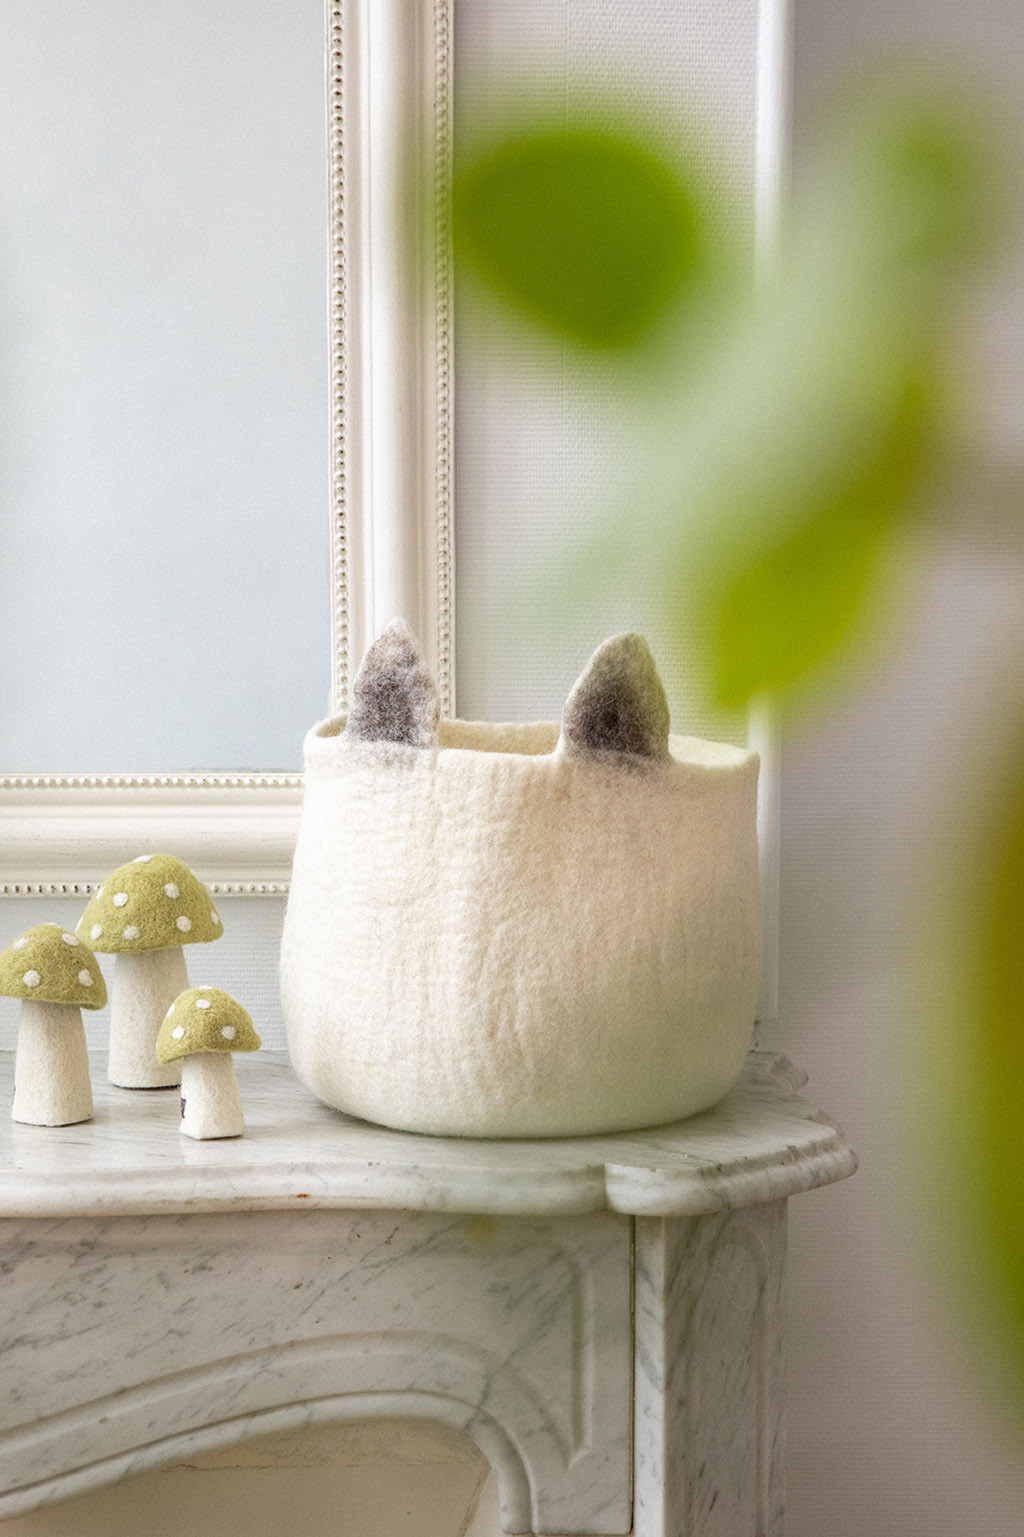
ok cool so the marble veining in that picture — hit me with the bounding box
[0,1052,854,1533]
[0,1208,632,1532]
[633,1203,787,1536]
[0,1050,856,1219]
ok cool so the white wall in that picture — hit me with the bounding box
[780,0,1024,1530]
[781,539,1024,1537]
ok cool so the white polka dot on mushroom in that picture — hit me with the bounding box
[78,970,93,986]
[176,916,191,932]
[13,938,27,950]
[90,924,103,940]
[221,1026,236,1040]
[123,926,140,942]
[164,883,179,899]
[61,933,79,946]
[23,971,41,988]
[113,892,128,908]
[168,1002,175,1015]
[133,854,153,862]
[196,998,211,1010]
[172,1025,185,1040]
[211,911,221,925]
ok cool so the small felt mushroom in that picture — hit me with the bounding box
[156,988,260,1139]
[76,854,223,1090]
[0,924,107,1126]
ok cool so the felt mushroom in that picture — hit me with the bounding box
[77,854,223,1089]
[156,988,260,1139]
[0,924,107,1126]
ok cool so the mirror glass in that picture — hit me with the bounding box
[0,0,329,772]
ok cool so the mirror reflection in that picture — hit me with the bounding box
[0,1,329,772]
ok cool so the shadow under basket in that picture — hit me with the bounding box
[281,709,762,1141]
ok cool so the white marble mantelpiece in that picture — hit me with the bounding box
[0,1051,855,1534]
[0,1050,854,1219]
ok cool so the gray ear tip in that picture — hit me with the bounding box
[362,617,423,664]
[595,631,654,662]
[345,618,439,747]
[357,617,428,669]
[561,631,671,762]
[377,616,419,646]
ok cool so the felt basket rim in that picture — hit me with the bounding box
[305,713,758,773]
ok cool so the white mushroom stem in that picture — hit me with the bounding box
[179,1053,244,1139]
[12,1001,94,1126]
[108,948,187,1089]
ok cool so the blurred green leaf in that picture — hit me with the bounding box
[964,746,1024,1402]
[811,87,1006,284]
[453,85,1005,711]
[663,87,1001,710]
[707,505,894,709]
[697,363,938,708]
[453,127,703,348]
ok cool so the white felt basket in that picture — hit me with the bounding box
[281,626,761,1139]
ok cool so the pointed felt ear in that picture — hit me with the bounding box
[560,633,671,762]
[344,619,440,747]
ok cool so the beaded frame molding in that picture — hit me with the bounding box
[0,0,455,898]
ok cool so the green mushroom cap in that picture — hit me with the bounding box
[156,988,261,1063]
[0,923,108,1010]
[77,854,223,954]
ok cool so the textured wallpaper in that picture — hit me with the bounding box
[453,0,758,745]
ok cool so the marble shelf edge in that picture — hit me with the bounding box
[0,1051,857,1220]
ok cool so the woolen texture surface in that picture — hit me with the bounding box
[179,1052,246,1139]
[11,999,94,1126]
[345,619,440,747]
[77,855,222,953]
[107,948,188,1090]
[157,988,261,1063]
[0,925,107,1009]
[282,720,761,1138]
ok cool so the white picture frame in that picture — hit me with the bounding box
[0,0,781,1025]
[0,0,455,896]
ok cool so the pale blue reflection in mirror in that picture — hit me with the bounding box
[0,0,329,772]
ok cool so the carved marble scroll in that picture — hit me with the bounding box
[0,1208,632,1534]
[634,1201,787,1537]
